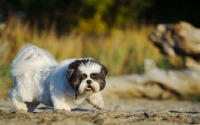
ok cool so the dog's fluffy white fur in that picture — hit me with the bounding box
[9,45,107,112]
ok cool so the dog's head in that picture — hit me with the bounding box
[66,59,107,94]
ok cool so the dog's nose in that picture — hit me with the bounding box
[86,80,92,84]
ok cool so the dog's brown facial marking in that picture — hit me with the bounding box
[90,73,106,91]
[67,69,82,91]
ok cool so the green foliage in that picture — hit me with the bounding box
[1,0,200,33]
[157,56,185,70]
[1,0,153,34]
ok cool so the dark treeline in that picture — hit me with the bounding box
[142,0,200,28]
[1,0,200,33]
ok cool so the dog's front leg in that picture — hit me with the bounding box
[9,89,28,111]
[85,92,104,110]
[51,90,71,111]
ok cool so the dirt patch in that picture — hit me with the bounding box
[0,109,200,125]
[0,98,200,125]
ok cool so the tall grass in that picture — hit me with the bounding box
[0,17,184,96]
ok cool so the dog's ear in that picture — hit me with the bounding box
[101,65,108,77]
[66,68,74,80]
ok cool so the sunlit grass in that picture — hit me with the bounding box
[0,17,184,97]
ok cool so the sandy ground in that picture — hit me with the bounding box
[0,97,200,125]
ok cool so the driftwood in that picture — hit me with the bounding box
[149,21,200,70]
[103,22,200,99]
[102,59,200,99]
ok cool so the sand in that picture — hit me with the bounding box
[0,97,200,125]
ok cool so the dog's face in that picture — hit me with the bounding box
[66,59,107,94]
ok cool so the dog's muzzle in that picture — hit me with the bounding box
[86,80,93,91]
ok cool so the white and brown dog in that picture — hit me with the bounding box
[9,45,107,112]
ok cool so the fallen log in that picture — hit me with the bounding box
[102,59,200,99]
[149,21,200,70]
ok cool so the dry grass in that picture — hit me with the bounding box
[0,17,184,97]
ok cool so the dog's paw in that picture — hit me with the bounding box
[92,100,104,110]
[86,92,105,110]
[94,105,103,110]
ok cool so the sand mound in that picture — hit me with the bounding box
[0,108,200,125]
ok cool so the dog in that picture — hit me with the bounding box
[9,45,107,112]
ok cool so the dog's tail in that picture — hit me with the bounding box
[10,45,58,78]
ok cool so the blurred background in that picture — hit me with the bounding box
[0,0,200,97]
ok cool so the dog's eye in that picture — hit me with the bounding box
[91,73,99,80]
[80,74,87,80]
[79,76,84,80]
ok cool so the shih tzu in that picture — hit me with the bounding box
[9,45,107,112]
